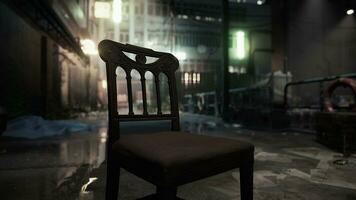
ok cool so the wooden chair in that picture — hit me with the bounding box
[98,40,254,200]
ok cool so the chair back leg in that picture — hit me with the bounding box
[106,157,120,200]
[239,158,254,200]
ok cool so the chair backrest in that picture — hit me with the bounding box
[98,40,180,142]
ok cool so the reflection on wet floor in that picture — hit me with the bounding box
[0,127,107,200]
[0,113,221,200]
[1,113,356,200]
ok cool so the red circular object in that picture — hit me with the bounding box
[324,78,356,112]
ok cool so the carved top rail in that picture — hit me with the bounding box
[98,40,179,75]
[98,40,180,125]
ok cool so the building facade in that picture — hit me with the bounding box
[0,0,99,118]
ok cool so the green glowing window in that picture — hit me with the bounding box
[235,31,245,60]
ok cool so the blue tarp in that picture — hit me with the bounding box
[3,116,93,139]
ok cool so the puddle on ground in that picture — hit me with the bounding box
[0,128,108,200]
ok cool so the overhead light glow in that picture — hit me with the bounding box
[112,0,122,23]
[94,2,111,18]
[257,0,264,5]
[236,31,246,60]
[175,52,187,60]
[80,39,98,55]
[346,9,354,15]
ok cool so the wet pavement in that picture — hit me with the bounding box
[1,112,356,200]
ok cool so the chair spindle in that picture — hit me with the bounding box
[126,71,134,115]
[155,74,162,115]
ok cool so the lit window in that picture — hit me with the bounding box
[228,65,234,73]
[193,73,196,84]
[184,72,189,85]
[94,2,111,19]
[118,94,127,102]
[197,73,201,83]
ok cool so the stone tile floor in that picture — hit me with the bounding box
[1,113,356,200]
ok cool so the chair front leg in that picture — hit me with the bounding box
[106,156,121,200]
[239,158,254,200]
[156,186,177,200]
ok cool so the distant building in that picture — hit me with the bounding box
[95,0,223,114]
[0,0,100,118]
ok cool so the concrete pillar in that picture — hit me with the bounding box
[222,0,230,120]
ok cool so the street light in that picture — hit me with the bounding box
[257,0,264,5]
[346,9,354,15]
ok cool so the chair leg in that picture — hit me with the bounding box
[240,159,254,200]
[105,157,120,200]
[156,186,177,200]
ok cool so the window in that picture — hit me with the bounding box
[184,73,189,85]
[156,4,161,16]
[135,5,140,15]
[162,5,168,16]
[148,4,154,15]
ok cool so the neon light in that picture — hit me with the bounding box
[236,31,245,60]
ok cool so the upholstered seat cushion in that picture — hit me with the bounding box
[112,132,254,186]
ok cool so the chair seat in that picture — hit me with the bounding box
[113,132,254,186]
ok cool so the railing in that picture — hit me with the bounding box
[182,72,356,130]
[283,73,356,131]
[284,73,356,110]
[182,71,292,116]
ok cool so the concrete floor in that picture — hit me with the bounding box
[1,113,356,200]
